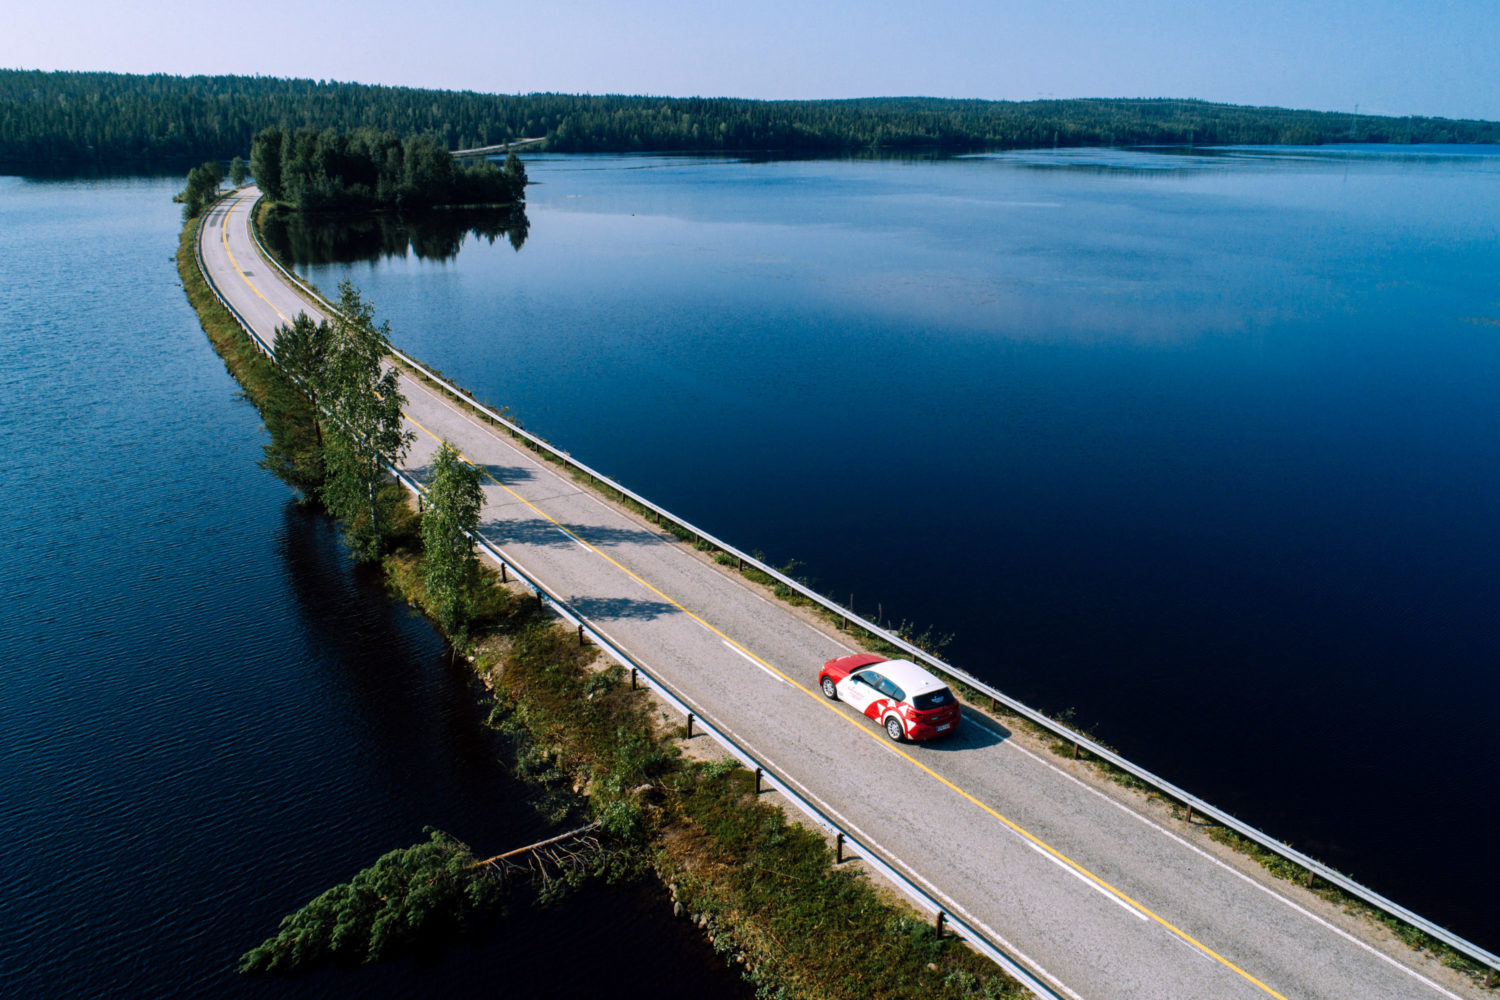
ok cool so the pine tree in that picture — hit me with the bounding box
[249,125,284,200]
[502,151,527,202]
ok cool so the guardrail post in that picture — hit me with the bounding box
[1184,804,1194,824]
[578,624,586,646]
[537,590,545,608]
[754,767,763,794]
[835,831,845,863]
[935,911,947,938]
[500,563,508,583]
[1072,742,1080,760]
[629,667,637,689]
[685,713,694,738]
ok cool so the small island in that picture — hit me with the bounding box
[249,125,528,214]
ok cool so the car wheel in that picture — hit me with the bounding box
[885,716,904,741]
[821,676,838,700]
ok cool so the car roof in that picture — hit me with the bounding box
[858,658,946,697]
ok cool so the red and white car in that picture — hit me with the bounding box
[818,654,961,741]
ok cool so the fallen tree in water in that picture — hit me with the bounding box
[240,824,605,974]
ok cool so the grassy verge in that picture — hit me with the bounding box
[469,604,1027,1000]
[189,208,1027,997]
[177,197,278,408]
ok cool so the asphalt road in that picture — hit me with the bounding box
[198,188,1483,1000]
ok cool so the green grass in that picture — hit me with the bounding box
[663,764,1025,1000]
[177,199,280,408]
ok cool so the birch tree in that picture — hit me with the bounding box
[319,282,413,560]
[421,441,485,637]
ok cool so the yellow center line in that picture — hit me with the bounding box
[403,414,1291,1000]
[222,194,1290,1000]
[218,192,290,325]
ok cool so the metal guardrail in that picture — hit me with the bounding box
[207,195,1064,998]
[194,195,275,362]
[239,193,1500,979]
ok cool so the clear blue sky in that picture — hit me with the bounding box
[7,0,1498,120]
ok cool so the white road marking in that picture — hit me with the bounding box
[723,640,788,685]
[553,525,589,549]
[971,716,1470,1000]
[1026,841,1149,922]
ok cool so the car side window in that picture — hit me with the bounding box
[857,670,883,689]
[877,677,905,701]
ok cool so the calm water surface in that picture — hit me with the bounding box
[284,146,1500,951]
[0,176,748,997]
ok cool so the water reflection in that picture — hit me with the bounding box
[262,205,529,264]
[965,143,1500,177]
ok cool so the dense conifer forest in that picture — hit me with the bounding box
[3,69,1497,173]
[249,126,527,211]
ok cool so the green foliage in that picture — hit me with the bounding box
[421,442,485,637]
[496,619,1022,999]
[239,829,501,974]
[249,126,526,212]
[272,311,331,430]
[257,366,325,498]
[317,282,414,560]
[4,69,1498,176]
[502,151,527,192]
[670,765,1026,999]
[250,125,284,199]
[175,160,223,218]
[229,155,248,187]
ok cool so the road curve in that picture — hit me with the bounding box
[198,188,1483,1000]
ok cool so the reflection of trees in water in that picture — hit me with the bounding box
[262,205,528,265]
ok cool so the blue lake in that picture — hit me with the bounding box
[284,146,1500,952]
[0,176,747,997]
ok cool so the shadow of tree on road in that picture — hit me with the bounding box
[479,515,671,552]
[569,594,679,622]
[402,459,535,490]
[557,521,664,549]
[475,462,536,487]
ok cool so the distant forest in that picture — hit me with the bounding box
[3,69,1498,173]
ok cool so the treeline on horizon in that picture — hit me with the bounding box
[250,126,527,211]
[3,68,1498,173]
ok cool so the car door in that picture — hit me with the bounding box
[870,674,907,727]
[837,669,884,716]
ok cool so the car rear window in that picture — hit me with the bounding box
[912,688,953,711]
